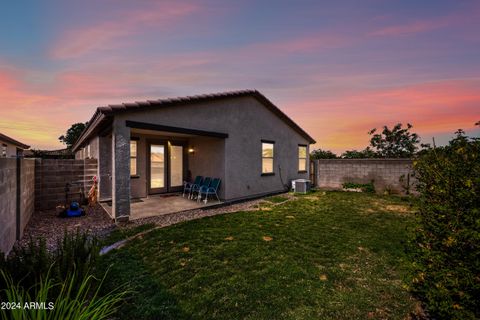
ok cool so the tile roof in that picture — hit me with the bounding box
[72,89,315,151]
[0,132,30,149]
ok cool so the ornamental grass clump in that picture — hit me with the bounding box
[0,268,127,320]
[0,230,99,294]
[0,230,128,319]
[408,128,480,319]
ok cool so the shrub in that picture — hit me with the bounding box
[310,148,338,159]
[342,181,375,193]
[408,129,480,319]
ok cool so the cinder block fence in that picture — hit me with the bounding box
[314,158,414,194]
[0,159,35,254]
[35,159,97,211]
[0,158,97,254]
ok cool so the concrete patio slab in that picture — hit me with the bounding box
[101,193,221,220]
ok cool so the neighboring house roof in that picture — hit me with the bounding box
[0,132,30,149]
[27,148,74,159]
[72,89,316,152]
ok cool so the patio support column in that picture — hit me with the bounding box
[98,135,112,201]
[112,118,130,222]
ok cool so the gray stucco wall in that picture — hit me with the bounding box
[89,136,99,159]
[315,159,414,194]
[115,96,310,201]
[129,133,148,198]
[125,133,226,199]
[0,158,35,255]
[76,137,99,160]
[187,137,225,198]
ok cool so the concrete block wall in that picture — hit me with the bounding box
[0,159,17,254]
[315,159,414,194]
[19,160,35,239]
[35,159,97,211]
[0,158,35,255]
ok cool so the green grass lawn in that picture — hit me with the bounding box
[99,191,416,320]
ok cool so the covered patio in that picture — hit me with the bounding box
[96,119,227,222]
[101,193,222,220]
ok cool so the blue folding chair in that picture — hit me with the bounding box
[183,176,203,198]
[192,177,211,200]
[198,178,221,204]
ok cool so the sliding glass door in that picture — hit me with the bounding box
[169,144,184,191]
[149,144,166,193]
[148,141,185,194]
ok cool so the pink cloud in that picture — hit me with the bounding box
[51,2,199,59]
[288,79,480,153]
[251,33,353,54]
[368,7,480,37]
[369,20,447,36]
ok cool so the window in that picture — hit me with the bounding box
[130,140,137,176]
[298,145,307,172]
[1,144,6,158]
[86,145,91,158]
[262,141,274,174]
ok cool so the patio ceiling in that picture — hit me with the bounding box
[126,121,228,139]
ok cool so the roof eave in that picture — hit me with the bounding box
[251,91,316,144]
[71,111,107,152]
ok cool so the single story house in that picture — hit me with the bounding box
[0,132,30,158]
[72,90,316,222]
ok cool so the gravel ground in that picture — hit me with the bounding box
[18,205,115,251]
[17,193,294,251]
[128,197,266,228]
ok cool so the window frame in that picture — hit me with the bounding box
[130,138,139,178]
[298,144,308,173]
[1,144,7,158]
[261,140,275,176]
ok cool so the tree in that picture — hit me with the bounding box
[59,122,88,148]
[310,148,338,159]
[368,123,420,158]
[341,147,376,159]
[408,125,480,319]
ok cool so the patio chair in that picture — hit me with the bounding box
[191,177,211,200]
[198,178,221,204]
[183,176,203,198]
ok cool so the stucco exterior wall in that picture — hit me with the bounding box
[187,137,225,198]
[75,149,83,160]
[125,133,226,199]
[75,137,99,160]
[129,133,147,198]
[115,96,310,200]
[89,136,99,159]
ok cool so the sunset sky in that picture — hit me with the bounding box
[0,0,479,153]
